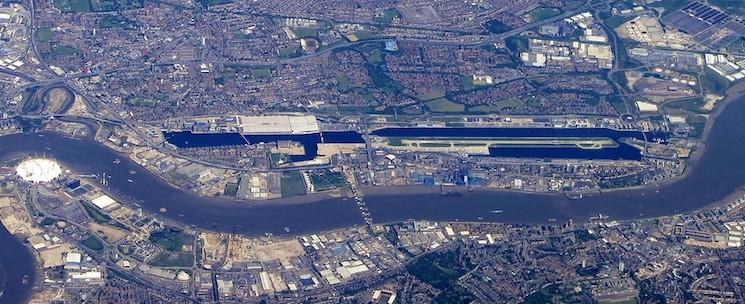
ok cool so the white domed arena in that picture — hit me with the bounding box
[16,158,62,183]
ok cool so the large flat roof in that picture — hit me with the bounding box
[236,115,319,135]
[91,194,119,211]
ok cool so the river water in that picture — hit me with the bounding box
[0,224,36,304]
[2,88,745,302]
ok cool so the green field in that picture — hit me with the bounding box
[600,174,642,189]
[665,97,709,114]
[198,0,231,7]
[365,63,404,93]
[36,28,55,43]
[425,98,465,113]
[407,251,475,302]
[149,252,194,267]
[523,283,587,304]
[505,36,529,54]
[250,68,273,78]
[54,0,143,12]
[347,30,375,41]
[82,236,104,251]
[365,49,386,65]
[388,138,404,146]
[310,171,347,192]
[54,0,91,12]
[484,19,512,34]
[281,171,307,197]
[89,0,143,11]
[51,44,79,56]
[701,68,730,94]
[126,97,158,107]
[289,27,319,38]
[608,95,628,114]
[149,228,193,252]
[417,91,445,102]
[433,285,475,304]
[686,114,707,138]
[604,15,635,29]
[407,251,470,290]
[278,46,301,59]
[81,201,111,224]
[461,76,476,91]
[223,182,238,197]
[529,7,561,22]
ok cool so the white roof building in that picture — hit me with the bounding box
[16,158,62,183]
[236,115,319,135]
[91,195,120,211]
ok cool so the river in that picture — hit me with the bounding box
[0,224,36,304]
[0,87,741,232]
[2,84,745,302]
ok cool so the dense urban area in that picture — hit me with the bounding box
[2,0,745,303]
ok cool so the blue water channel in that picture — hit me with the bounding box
[164,127,667,160]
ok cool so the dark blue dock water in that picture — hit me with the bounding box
[163,131,365,162]
[163,127,664,161]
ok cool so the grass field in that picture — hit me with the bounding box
[365,49,385,65]
[198,0,231,7]
[407,252,466,289]
[505,36,529,54]
[604,15,635,29]
[346,31,375,42]
[81,201,111,224]
[484,19,512,34]
[665,97,709,114]
[82,236,104,251]
[281,171,307,197]
[425,98,466,112]
[278,46,301,59]
[90,0,143,11]
[126,97,158,107]
[310,171,347,192]
[529,7,561,22]
[289,27,318,38]
[223,182,238,197]
[686,114,707,138]
[417,91,445,102]
[51,44,79,55]
[366,63,404,93]
[608,95,628,114]
[250,68,272,78]
[407,251,473,304]
[149,228,193,252]
[149,252,194,267]
[54,0,91,12]
[36,28,54,42]
[701,68,730,94]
